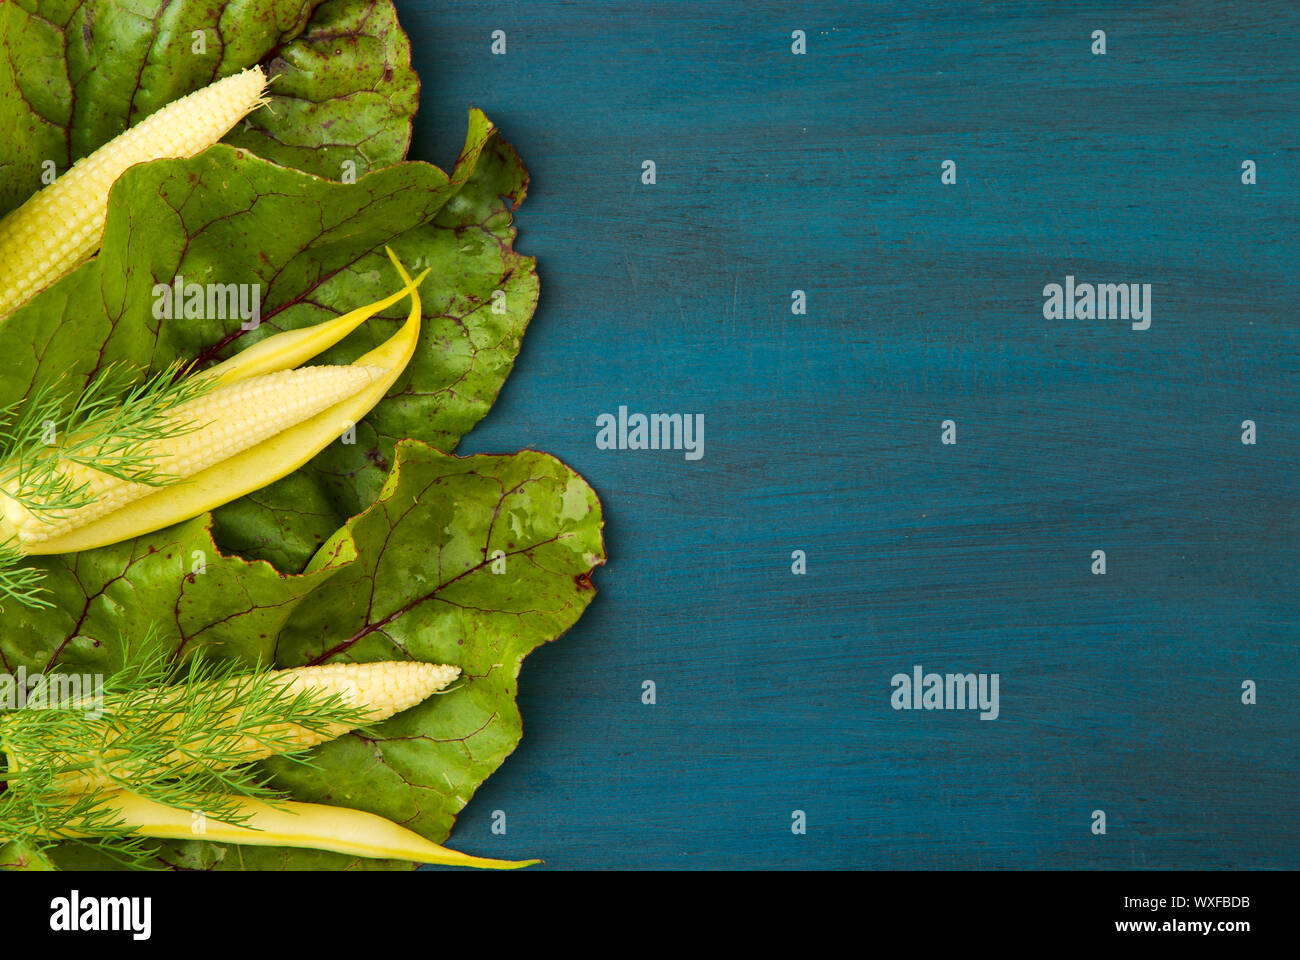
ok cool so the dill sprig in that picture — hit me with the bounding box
[0,362,214,612]
[0,538,53,609]
[0,645,371,869]
[0,360,211,518]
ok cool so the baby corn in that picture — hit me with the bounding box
[0,249,426,561]
[0,657,536,869]
[1,661,461,793]
[0,67,269,318]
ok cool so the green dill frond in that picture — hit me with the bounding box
[0,360,211,521]
[60,360,211,484]
[0,648,371,862]
[0,538,52,610]
[78,656,369,826]
[0,363,216,613]
[0,785,161,871]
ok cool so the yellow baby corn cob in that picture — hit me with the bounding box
[1,661,461,793]
[1,365,383,546]
[1,658,537,869]
[0,67,269,318]
[0,249,427,557]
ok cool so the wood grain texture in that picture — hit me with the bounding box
[394,0,1297,869]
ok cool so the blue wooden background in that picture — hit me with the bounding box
[396,0,1298,869]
